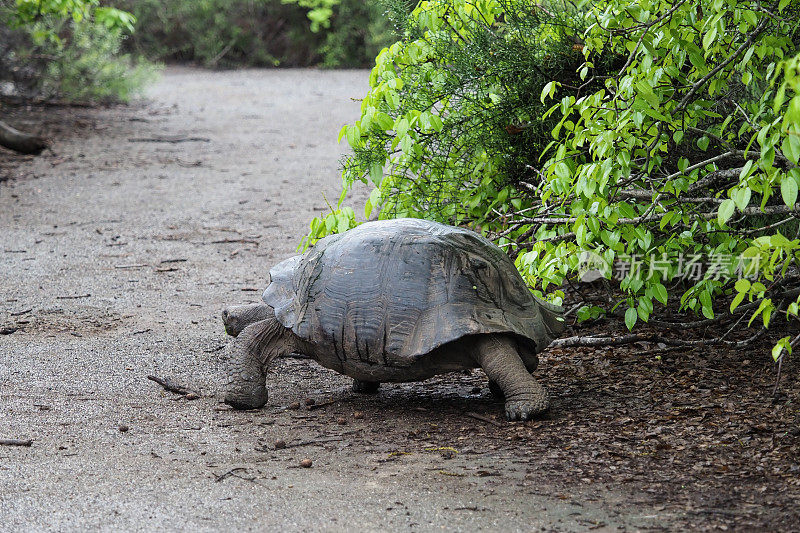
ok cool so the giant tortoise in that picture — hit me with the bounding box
[221,218,564,420]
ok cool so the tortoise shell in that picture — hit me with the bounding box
[262,218,564,367]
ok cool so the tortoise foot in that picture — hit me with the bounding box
[224,383,268,410]
[504,396,549,421]
[352,380,380,394]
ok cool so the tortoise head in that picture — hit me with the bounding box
[222,303,274,337]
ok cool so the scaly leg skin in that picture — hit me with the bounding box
[473,334,549,421]
[488,380,505,400]
[352,379,380,394]
[222,303,273,337]
[224,313,297,410]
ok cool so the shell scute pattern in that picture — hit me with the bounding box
[262,219,563,367]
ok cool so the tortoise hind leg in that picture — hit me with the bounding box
[472,334,549,420]
[489,338,538,400]
[224,314,298,410]
[352,379,380,394]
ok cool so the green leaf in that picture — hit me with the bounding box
[718,199,736,225]
[636,80,659,107]
[395,117,410,138]
[555,162,570,180]
[781,174,799,207]
[733,187,751,210]
[345,125,361,148]
[369,162,383,186]
[697,136,710,151]
[702,26,718,51]
[700,291,714,319]
[653,283,668,305]
[730,291,745,312]
[375,112,394,131]
[337,214,350,234]
[782,134,800,165]
[624,307,638,331]
[325,215,337,233]
[772,336,791,361]
[739,160,754,180]
[541,81,555,103]
[748,298,773,327]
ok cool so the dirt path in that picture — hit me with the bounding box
[1,68,797,532]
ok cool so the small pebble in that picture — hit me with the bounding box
[299,458,313,468]
[304,398,316,406]
[353,411,364,420]
[274,439,287,449]
[336,417,347,425]
[288,402,301,410]
[185,393,199,400]
[118,424,129,433]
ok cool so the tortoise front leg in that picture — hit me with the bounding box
[224,315,297,410]
[472,334,549,420]
[222,303,273,337]
[488,380,504,400]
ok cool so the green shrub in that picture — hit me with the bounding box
[1,2,158,102]
[309,0,800,359]
[39,19,158,102]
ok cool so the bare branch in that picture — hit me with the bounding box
[550,329,765,349]
[675,17,769,112]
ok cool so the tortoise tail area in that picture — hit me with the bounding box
[532,297,567,347]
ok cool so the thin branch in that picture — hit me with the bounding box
[146,375,195,396]
[675,17,769,112]
[0,439,32,447]
[550,329,765,349]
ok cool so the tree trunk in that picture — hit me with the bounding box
[0,120,47,154]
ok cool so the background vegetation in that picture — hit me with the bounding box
[309,0,800,363]
[115,0,394,68]
[0,0,393,103]
[0,0,156,101]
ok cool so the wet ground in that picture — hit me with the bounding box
[1,68,798,531]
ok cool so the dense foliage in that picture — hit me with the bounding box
[309,0,800,360]
[0,0,156,101]
[117,0,394,68]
